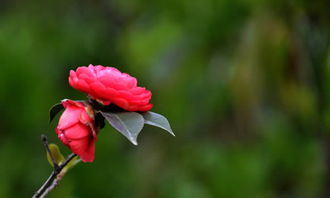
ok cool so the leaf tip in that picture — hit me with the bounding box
[127,134,138,145]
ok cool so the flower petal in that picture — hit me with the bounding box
[69,137,95,162]
[68,65,153,111]
[64,123,90,139]
[57,106,81,129]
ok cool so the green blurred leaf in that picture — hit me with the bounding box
[61,156,80,174]
[57,155,81,180]
[142,111,175,136]
[47,143,65,167]
[101,112,144,145]
[49,103,64,123]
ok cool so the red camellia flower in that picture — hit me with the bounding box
[56,99,97,162]
[69,64,152,112]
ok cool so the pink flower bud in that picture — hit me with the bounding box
[56,99,97,162]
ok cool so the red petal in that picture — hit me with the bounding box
[139,104,153,111]
[76,66,94,78]
[69,137,95,162]
[64,123,90,139]
[68,138,88,156]
[113,98,129,110]
[56,128,70,145]
[130,87,146,94]
[79,139,95,162]
[77,79,90,92]
[79,73,95,84]
[57,107,81,129]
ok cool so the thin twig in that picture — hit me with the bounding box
[32,136,77,198]
[41,134,59,170]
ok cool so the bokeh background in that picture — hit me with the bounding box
[0,0,330,197]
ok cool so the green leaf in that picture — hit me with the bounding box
[142,112,175,136]
[49,103,64,123]
[64,156,80,170]
[47,143,65,167]
[59,155,81,179]
[101,112,144,145]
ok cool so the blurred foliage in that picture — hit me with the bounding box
[0,0,329,197]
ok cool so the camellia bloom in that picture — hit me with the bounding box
[69,64,152,112]
[56,99,97,162]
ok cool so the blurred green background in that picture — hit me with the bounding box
[0,0,330,197]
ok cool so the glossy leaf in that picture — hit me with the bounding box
[49,103,64,123]
[101,112,144,145]
[142,112,175,136]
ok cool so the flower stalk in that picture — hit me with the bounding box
[32,135,78,198]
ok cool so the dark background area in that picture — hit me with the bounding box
[0,0,330,197]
